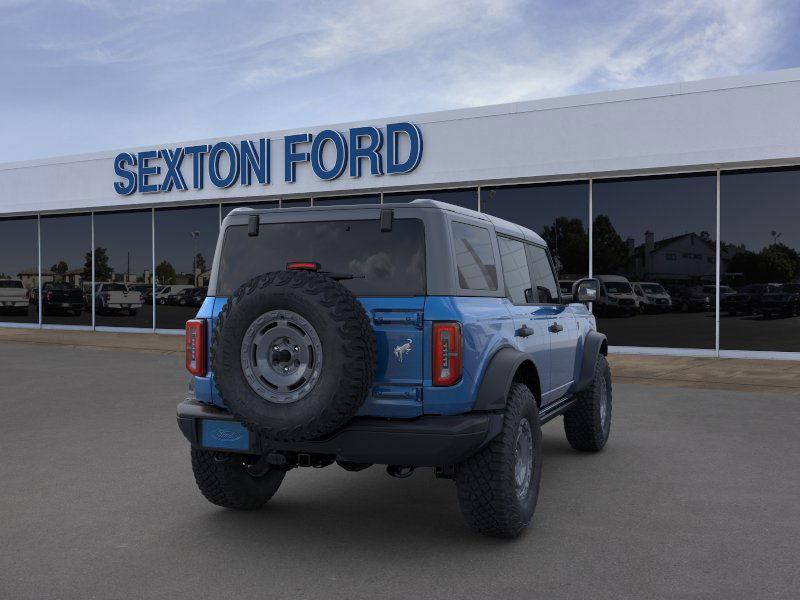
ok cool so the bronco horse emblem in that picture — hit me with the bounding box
[393,338,413,363]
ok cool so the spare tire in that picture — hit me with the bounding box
[211,270,376,442]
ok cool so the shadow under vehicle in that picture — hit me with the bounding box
[595,275,638,316]
[668,285,711,313]
[722,283,781,316]
[759,283,800,318]
[41,282,84,316]
[632,281,672,313]
[0,279,30,315]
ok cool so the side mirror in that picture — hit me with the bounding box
[573,278,599,303]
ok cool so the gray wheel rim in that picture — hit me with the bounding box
[598,376,609,429]
[240,309,323,404]
[514,418,533,500]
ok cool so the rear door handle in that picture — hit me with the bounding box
[515,324,534,338]
[548,322,563,333]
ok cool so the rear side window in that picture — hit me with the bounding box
[216,219,426,297]
[498,237,532,304]
[451,222,497,291]
[525,244,559,303]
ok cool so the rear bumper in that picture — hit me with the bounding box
[177,399,503,467]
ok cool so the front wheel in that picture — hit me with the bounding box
[455,383,541,538]
[564,354,612,451]
[191,449,286,510]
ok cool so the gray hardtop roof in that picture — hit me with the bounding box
[227,198,546,246]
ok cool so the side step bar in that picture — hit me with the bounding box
[538,395,578,425]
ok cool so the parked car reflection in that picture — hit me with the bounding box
[632,281,672,313]
[759,283,800,318]
[668,285,712,313]
[41,282,84,316]
[722,283,781,316]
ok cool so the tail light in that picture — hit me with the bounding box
[286,261,321,271]
[102,293,110,301]
[46,291,53,302]
[186,319,206,376]
[433,322,462,386]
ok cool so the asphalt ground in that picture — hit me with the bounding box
[1,342,799,600]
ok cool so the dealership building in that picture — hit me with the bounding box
[1,68,799,359]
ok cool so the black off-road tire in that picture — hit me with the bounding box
[212,270,376,442]
[191,449,285,510]
[455,383,541,538]
[564,354,612,452]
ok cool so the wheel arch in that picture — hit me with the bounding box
[575,330,607,392]
[473,347,542,411]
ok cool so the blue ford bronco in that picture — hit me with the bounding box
[178,199,610,537]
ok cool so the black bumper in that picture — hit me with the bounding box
[177,400,503,467]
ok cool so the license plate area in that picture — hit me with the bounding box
[200,420,250,451]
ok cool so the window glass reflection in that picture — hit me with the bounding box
[721,168,800,352]
[313,195,380,206]
[385,188,478,210]
[93,210,153,329]
[155,205,218,329]
[281,199,311,208]
[40,214,92,325]
[0,217,39,324]
[592,174,716,349]
[222,200,278,219]
[481,182,590,289]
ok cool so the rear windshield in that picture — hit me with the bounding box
[105,284,127,291]
[0,280,23,288]
[216,219,426,296]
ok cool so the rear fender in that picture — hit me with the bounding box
[473,347,541,411]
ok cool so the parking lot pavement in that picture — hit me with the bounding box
[1,343,799,600]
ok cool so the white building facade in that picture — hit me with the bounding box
[1,68,799,358]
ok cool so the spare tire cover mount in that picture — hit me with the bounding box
[240,309,323,404]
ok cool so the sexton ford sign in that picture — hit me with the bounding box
[112,122,423,196]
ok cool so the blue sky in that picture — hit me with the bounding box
[1,0,798,163]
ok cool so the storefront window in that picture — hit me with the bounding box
[0,217,39,324]
[222,200,278,219]
[481,182,590,289]
[720,168,800,352]
[93,210,153,329]
[281,199,311,208]
[40,214,92,326]
[313,195,380,206]
[385,188,478,210]
[592,174,717,349]
[154,205,219,329]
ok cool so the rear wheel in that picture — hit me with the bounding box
[564,354,612,452]
[191,449,285,510]
[455,383,541,538]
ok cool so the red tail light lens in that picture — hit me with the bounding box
[433,322,462,386]
[186,319,206,376]
[286,261,320,271]
[46,291,53,302]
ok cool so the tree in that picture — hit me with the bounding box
[725,243,800,285]
[84,247,113,282]
[194,253,207,273]
[540,217,589,276]
[50,261,68,276]
[156,261,177,285]
[592,214,629,275]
